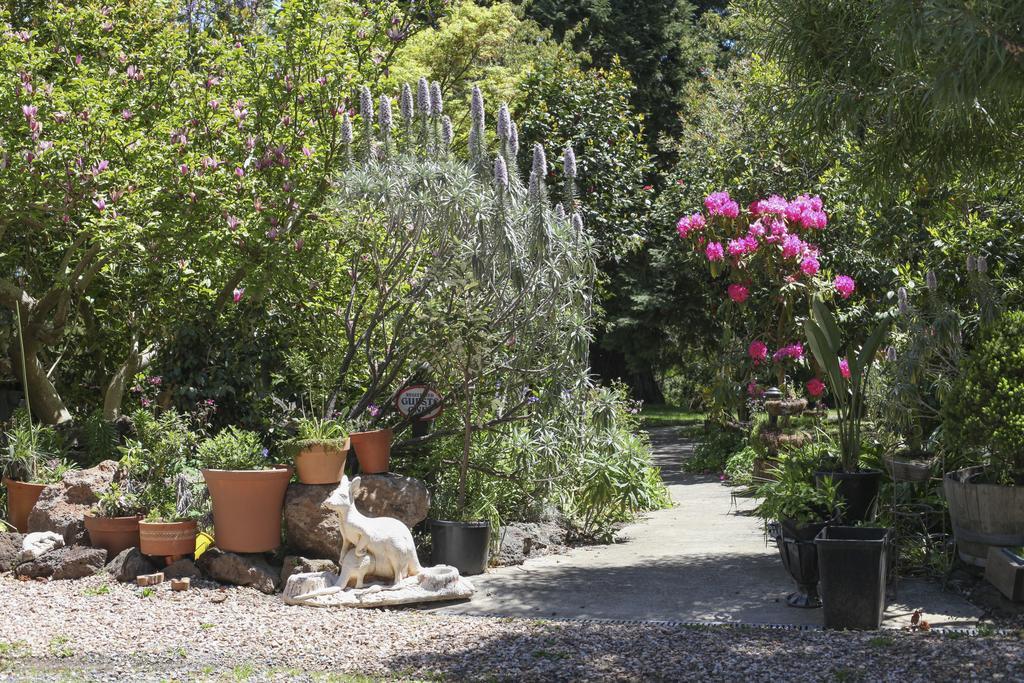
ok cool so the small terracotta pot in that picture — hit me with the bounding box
[350,429,392,474]
[85,514,142,557]
[202,466,292,553]
[139,520,197,558]
[3,478,48,533]
[294,439,350,485]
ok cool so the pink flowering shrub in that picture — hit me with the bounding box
[728,283,749,304]
[675,189,858,402]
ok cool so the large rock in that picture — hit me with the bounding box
[106,547,157,582]
[17,546,107,580]
[280,555,340,586]
[284,484,342,559]
[197,548,279,594]
[164,558,202,581]
[284,474,429,560]
[0,532,25,572]
[28,460,118,545]
[354,473,430,528]
[495,522,568,567]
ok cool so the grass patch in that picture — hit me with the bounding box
[82,584,111,596]
[640,405,704,427]
[200,622,215,630]
[48,636,74,659]
[867,635,894,647]
[232,663,255,681]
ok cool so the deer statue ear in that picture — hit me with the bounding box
[350,476,361,495]
[339,473,350,487]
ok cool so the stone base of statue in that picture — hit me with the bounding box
[282,564,474,608]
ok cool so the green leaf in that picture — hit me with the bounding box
[811,296,842,352]
[855,316,891,381]
[804,318,846,408]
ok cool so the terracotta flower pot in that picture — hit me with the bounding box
[139,520,198,558]
[202,466,292,553]
[294,439,350,485]
[85,514,142,557]
[350,429,392,474]
[3,478,48,533]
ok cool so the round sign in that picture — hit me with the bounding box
[395,385,444,421]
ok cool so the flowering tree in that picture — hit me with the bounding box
[675,189,857,412]
[0,1,419,424]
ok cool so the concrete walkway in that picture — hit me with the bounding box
[433,426,984,629]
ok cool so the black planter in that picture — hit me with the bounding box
[815,526,890,630]
[814,469,882,523]
[429,519,491,575]
[775,518,828,608]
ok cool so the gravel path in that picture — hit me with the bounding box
[1,574,1022,682]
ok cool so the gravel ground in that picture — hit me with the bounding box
[0,574,1022,682]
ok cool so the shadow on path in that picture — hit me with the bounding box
[433,425,984,630]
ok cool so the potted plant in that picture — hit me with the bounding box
[349,416,392,475]
[285,417,350,485]
[941,310,1024,566]
[199,426,291,553]
[84,481,144,557]
[756,449,841,608]
[119,410,204,562]
[428,346,493,576]
[2,417,74,532]
[804,297,891,522]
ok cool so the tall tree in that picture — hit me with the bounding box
[744,0,1024,191]
[517,0,730,147]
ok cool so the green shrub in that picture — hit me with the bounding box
[197,427,268,471]
[724,446,758,486]
[684,422,745,474]
[942,310,1024,484]
[755,447,842,526]
[119,410,201,521]
[0,413,74,484]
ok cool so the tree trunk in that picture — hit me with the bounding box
[9,342,71,425]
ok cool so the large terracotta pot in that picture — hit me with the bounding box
[202,466,292,553]
[945,466,1024,566]
[3,478,47,533]
[84,514,142,557]
[350,429,392,474]
[294,439,350,485]
[139,520,197,558]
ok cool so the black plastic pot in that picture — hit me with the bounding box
[775,518,829,608]
[429,519,491,575]
[814,469,882,523]
[815,526,890,630]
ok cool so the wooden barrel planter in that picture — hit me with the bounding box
[944,466,1024,567]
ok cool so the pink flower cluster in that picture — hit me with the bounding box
[806,377,825,398]
[784,194,828,229]
[748,340,768,364]
[704,191,739,218]
[676,213,705,238]
[772,343,804,363]
[834,275,856,299]
[727,283,749,303]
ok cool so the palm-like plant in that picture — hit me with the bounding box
[804,297,891,473]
